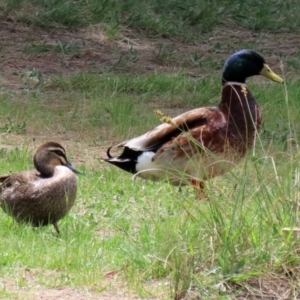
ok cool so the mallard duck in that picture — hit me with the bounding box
[104,49,283,194]
[0,142,81,234]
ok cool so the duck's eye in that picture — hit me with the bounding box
[52,150,65,157]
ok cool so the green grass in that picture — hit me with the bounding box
[1,0,300,297]
[2,0,300,40]
[0,72,222,142]
[1,70,300,298]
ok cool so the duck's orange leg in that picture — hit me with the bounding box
[191,179,208,200]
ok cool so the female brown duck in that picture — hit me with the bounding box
[104,50,283,195]
[0,142,81,233]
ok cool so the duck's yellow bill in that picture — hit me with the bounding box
[260,64,283,83]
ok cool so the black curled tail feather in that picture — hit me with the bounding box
[106,146,113,159]
[104,146,144,174]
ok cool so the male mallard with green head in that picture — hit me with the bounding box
[0,142,81,233]
[104,50,283,194]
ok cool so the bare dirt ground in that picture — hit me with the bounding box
[1,18,298,89]
[0,275,159,300]
[1,17,300,300]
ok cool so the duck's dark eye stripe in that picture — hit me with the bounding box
[54,150,63,156]
[51,149,66,158]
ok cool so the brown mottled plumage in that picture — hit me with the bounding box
[0,142,81,234]
[104,50,283,195]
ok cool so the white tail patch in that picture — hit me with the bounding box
[136,151,156,173]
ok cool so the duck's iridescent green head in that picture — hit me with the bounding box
[222,49,283,84]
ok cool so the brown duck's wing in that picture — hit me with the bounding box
[152,107,226,161]
[0,171,39,191]
[0,174,10,183]
[0,174,14,191]
[117,107,220,152]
